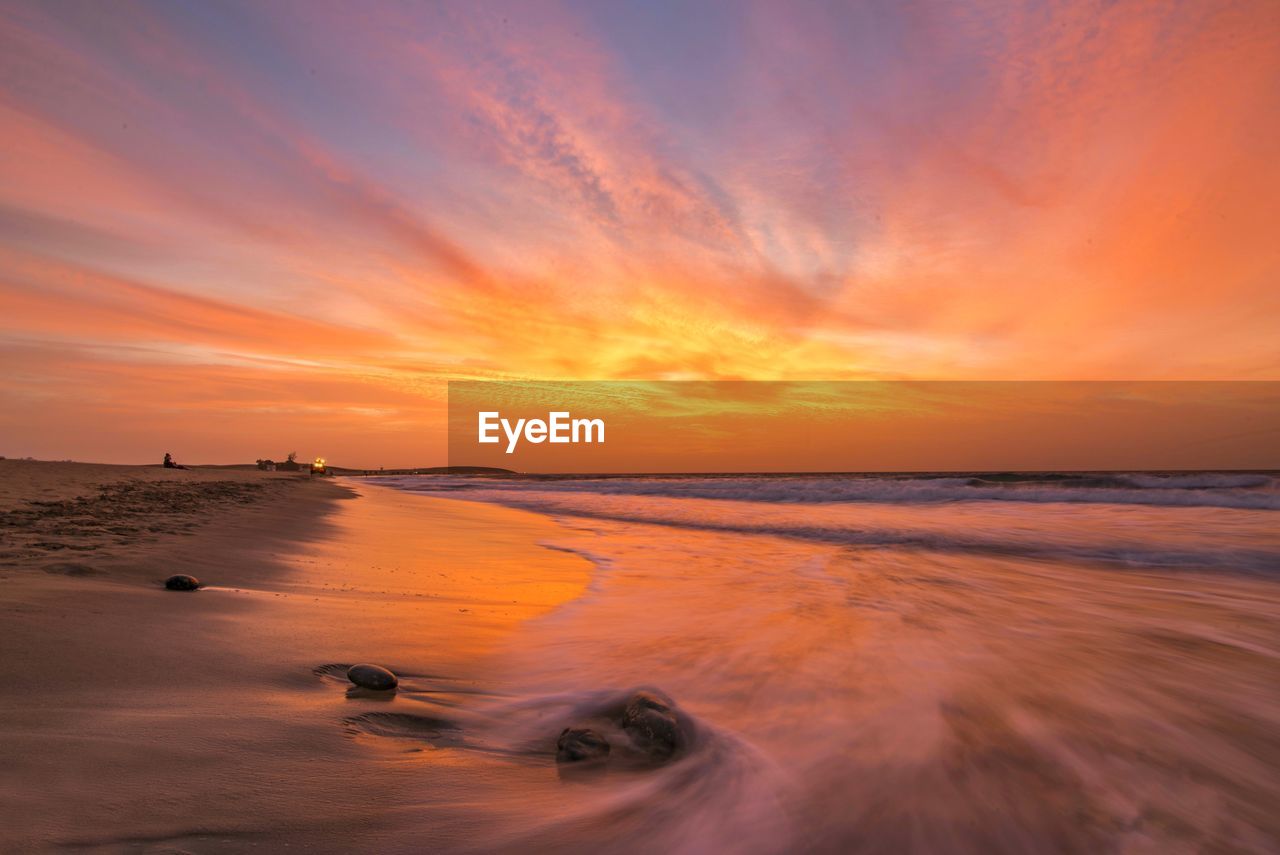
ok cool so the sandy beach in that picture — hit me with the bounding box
[4,0,1278,851]
[0,461,592,852]
[3,462,1279,853]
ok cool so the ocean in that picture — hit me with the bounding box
[370,471,1280,853]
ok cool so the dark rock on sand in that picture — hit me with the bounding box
[164,574,200,591]
[347,663,398,691]
[621,689,686,761]
[557,727,611,764]
[550,688,692,770]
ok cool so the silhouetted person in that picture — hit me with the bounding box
[162,452,187,470]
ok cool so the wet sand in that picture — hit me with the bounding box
[0,462,592,852]
[4,462,1278,853]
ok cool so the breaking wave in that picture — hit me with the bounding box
[383,471,1280,510]
[374,472,1280,573]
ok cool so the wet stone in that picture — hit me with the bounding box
[621,690,686,761]
[164,574,200,591]
[347,663,398,691]
[557,727,611,764]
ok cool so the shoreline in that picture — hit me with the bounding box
[0,462,594,852]
[4,463,1277,852]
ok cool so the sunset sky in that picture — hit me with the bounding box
[2,1,1278,466]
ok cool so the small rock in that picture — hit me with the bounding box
[164,574,200,591]
[556,727,610,764]
[621,690,686,761]
[624,689,675,718]
[347,663,398,691]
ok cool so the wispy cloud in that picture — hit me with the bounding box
[0,0,1276,464]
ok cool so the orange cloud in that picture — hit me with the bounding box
[0,0,1276,465]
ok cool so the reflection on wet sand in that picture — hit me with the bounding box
[3,467,1277,853]
[338,482,1280,853]
[0,474,592,853]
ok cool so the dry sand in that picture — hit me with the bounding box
[0,461,592,852]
